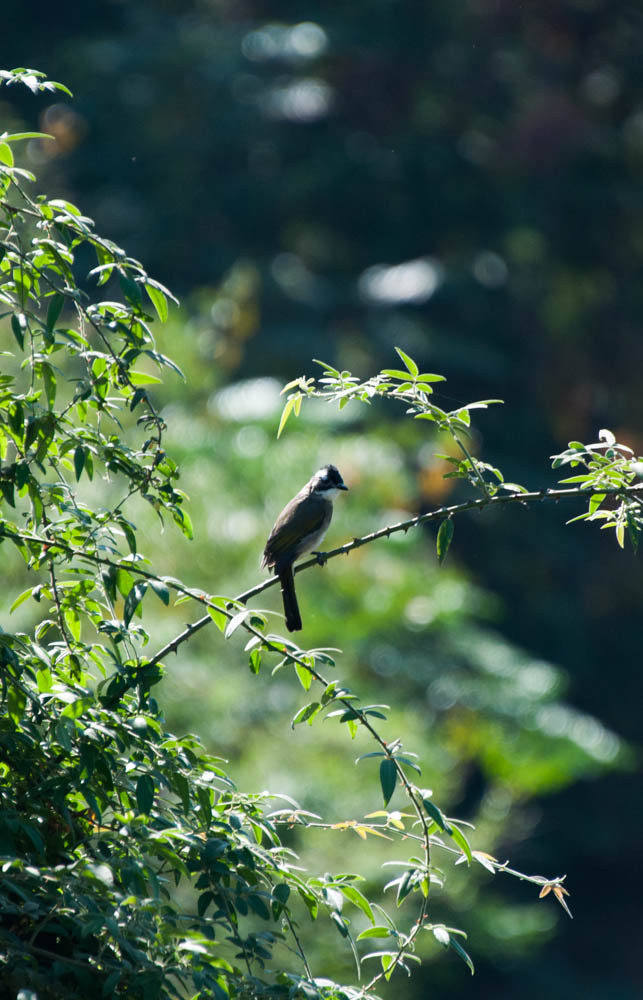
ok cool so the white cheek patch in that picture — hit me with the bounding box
[323,486,340,500]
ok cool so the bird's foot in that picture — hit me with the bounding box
[312,550,328,567]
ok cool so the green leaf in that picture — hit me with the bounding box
[433,925,450,946]
[339,884,374,922]
[124,581,147,627]
[119,272,142,307]
[330,911,350,938]
[148,578,170,605]
[313,358,340,377]
[379,758,397,806]
[171,506,194,540]
[197,786,213,826]
[295,661,313,691]
[116,518,136,554]
[448,823,473,864]
[91,356,107,379]
[7,684,26,724]
[272,883,290,907]
[4,130,52,142]
[421,796,448,831]
[10,587,35,613]
[136,774,155,814]
[381,369,416,380]
[437,518,454,564]
[1,478,15,507]
[395,755,421,775]
[61,694,93,718]
[41,364,56,407]
[395,868,418,905]
[224,609,248,638]
[291,701,321,727]
[46,292,64,331]
[357,926,392,940]
[145,282,169,322]
[173,772,190,813]
[277,395,297,438]
[394,347,419,376]
[589,493,606,515]
[129,370,163,386]
[616,521,625,549]
[321,680,338,704]
[208,604,228,632]
[36,666,52,692]
[116,567,135,599]
[381,952,395,978]
[0,142,14,166]
[450,935,475,974]
[74,446,86,481]
[11,313,26,350]
[64,607,81,641]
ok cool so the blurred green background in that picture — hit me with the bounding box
[2,1,643,996]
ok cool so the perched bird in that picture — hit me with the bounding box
[262,465,348,632]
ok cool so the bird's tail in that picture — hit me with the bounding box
[279,564,302,632]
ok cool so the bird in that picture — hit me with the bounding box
[262,465,348,632]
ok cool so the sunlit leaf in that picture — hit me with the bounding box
[295,661,313,691]
[394,347,419,376]
[224,609,248,638]
[448,823,472,864]
[145,282,169,322]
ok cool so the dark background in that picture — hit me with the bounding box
[2,1,642,995]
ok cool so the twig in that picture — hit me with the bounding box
[146,480,643,667]
[3,480,642,670]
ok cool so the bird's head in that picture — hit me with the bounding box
[310,464,348,499]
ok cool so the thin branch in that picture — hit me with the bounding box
[282,907,313,981]
[146,479,643,667]
[3,479,642,670]
[274,815,568,889]
[451,428,489,498]
[48,560,74,653]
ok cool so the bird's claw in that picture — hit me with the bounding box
[312,550,328,567]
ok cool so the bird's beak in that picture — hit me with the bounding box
[339,482,348,490]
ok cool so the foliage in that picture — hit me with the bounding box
[279,351,643,551]
[1,68,642,1000]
